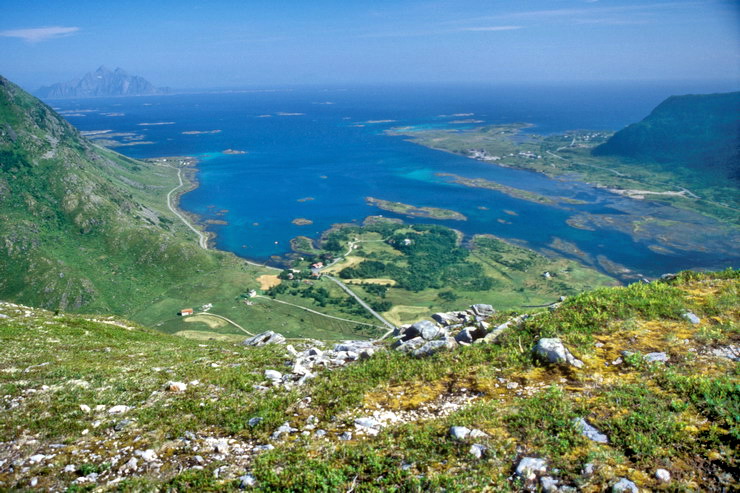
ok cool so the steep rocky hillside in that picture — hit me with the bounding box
[0,271,736,491]
[0,75,263,316]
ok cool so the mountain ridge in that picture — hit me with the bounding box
[593,91,740,183]
[35,66,170,99]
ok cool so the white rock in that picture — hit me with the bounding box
[28,454,46,464]
[655,469,671,483]
[108,405,131,415]
[212,439,229,454]
[612,478,638,493]
[533,338,584,368]
[136,449,157,462]
[264,370,282,381]
[449,426,471,440]
[166,381,187,392]
[469,444,486,458]
[79,404,91,413]
[64,464,77,473]
[516,457,547,481]
[95,404,106,412]
[240,474,257,487]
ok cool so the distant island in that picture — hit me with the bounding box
[35,66,169,99]
[223,148,247,155]
[292,218,314,226]
[366,197,467,221]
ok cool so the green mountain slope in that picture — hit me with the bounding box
[593,92,740,183]
[0,75,266,317]
[0,270,736,490]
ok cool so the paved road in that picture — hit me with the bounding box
[324,275,396,331]
[165,165,209,249]
[196,312,254,336]
[255,295,383,328]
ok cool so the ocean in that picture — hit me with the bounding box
[51,82,739,278]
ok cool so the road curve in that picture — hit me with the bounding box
[165,165,209,250]
[196,312,254,336]
[255,295,384,328]
[324,275,396,331]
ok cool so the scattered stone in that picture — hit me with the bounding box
[339,431,352,441]
[248,417,263,427]
[582,463,595,477]
[655,469,671,483]
[120,457,138,472]
[64,464,77,473]
[449,426,471,440]
[644,352,669,363]
[573,417,608,444]
[271,422,298,440]
[108,405,131,415]
[28,454,46,464]
[533,338,584,368]
[166,381,187,392]
[540,476,559,492]
[254,444,274,452]
[516,457,547,481]
[114,419,132,431]
[468,429,488,439]
[79,404,91,413]
[682,311,700,325]
[239,474,257,488]
[243,331,286,346]
[264,370,282,382]
[212,438,230,454]
[469,444,486,459]
[136,449,157,462]
[355,417,381,431]
[709,345,739,361]
[315,429,327,438]
[612,478,638,493]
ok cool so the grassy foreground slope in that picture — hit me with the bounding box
[0,270,737,491]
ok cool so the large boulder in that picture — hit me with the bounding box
[470,304,495,318]
[243,331,286,347]
[533,338,584,368]
[432,311,466,326]
[405,320,443,340]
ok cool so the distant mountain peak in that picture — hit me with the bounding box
[35,67,169,99]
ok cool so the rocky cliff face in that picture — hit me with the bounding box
[35,66,168,98]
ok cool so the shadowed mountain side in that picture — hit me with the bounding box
[593,92,740,183]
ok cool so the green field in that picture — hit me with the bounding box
[283,219,617,326]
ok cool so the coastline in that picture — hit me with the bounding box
[157,156,282,271]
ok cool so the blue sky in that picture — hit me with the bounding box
[1,0,738,90]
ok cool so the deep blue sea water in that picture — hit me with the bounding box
[51,83,739,278]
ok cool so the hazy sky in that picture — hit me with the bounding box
[1,0,738,90]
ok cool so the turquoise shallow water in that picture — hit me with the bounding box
[52,83,739,278]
